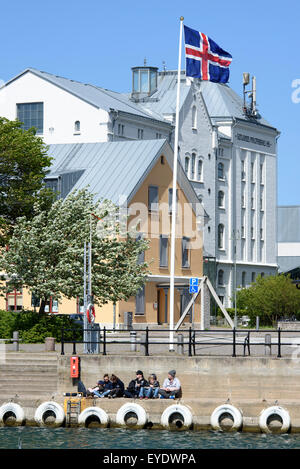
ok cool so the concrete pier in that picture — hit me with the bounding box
[2,352,300,432]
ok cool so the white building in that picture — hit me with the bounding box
[0,65,279,306]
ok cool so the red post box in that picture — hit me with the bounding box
[70,356,80,378]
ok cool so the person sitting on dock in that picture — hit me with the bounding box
[124,370,149,399]
[92,374,113,398]
[143,374,160,399]
[107,374,125,398]
[158,370,181,399]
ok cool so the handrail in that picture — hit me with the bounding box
[60,325,300,357]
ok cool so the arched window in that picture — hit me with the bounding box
[192,105,197,129]
[218,190,224,208]
[185,156,190,175]
[251,272,256,283]
[218,162,224,179]
[197,159,203,181]
[242,271,246,287]
[218,269,224,286]
[74,120,80,132]
[191,153,196,179]
[218,224,224,249]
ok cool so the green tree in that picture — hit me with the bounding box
[0,189,149,314]
[0,117,54,245]
[236,274,300,326]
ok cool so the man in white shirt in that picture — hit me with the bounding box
[158,370,181,399]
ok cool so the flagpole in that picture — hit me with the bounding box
[169,16,184,352]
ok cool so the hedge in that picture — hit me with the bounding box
[0,310,82,343]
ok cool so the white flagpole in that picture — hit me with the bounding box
[169,16,184,351]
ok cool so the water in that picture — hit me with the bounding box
[0,427,299,449]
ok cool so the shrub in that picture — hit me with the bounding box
[0,310,82,343]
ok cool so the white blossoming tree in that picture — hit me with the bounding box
[0,189,149,314]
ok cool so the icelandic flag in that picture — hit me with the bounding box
[184,25,232,83]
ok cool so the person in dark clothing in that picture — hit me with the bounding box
[107,374,125,398]
[93,374,113,398]
[124,370,149,399]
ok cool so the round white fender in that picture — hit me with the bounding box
[78,407,109,427]
[34,401,65,427]
[210,404,243,431]
[161,404,193,430]
[0,403,25,426]
[116,403,147,427]
[259,406,291,434]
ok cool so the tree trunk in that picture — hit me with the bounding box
[39,299,47,314]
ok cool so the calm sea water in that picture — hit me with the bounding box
[0,427,299,449]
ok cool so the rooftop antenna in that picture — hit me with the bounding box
[252,76,257,115]
[243,72,258,118]
[162,60,166,71]
[144,58,147,66]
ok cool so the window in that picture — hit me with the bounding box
[182,236,190,268]
[17,102,44,134]
[218,224,224,249]
[218,191,225,208]
[241,195,245,207]
[251,272,256,283]
[6,287,23,311]
[260,197,264,211]
[138,128,144,139]
[74,120,80,132]
[251,197,255,209]
[241,225,245,238]
[135,286,145,315]
[159,234,168,268]
[218,162,224,179]
[242,272,246,287]
[260,164,264,184]
[118,124,124,136]
[185,156,190,175]
[136,233,145,264]
[148,185,159,212]
[191,153,196,179]
[168,188,178,213]
[241,160,245,180]
[192,105,197,129]
[260,228,264,240]
[251,226,254,239]
[218,147,224,157]
[218,269,224,286]
[197,160,203,181]
[156,132,162,139]
[251,162,255,182]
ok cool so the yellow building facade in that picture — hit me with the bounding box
[0,140,203,327]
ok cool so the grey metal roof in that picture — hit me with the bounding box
[135,71,272,128]
[277,257,300,273]
[278,206,300,242]
[47,140,167,204]
[46,139,202,218]
[4,68,169,123]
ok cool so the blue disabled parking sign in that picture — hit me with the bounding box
[189,277,199,294]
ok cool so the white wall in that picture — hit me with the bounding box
[0,71,109,144]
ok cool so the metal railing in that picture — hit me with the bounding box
[60,326,300,357]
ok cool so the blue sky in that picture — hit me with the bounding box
[0,0,299,206]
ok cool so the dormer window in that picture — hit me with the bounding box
[131,66,158,99]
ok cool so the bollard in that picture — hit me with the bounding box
[177,334,184,355]
[13,331,19,352]
[130,331,137,352]
[265,333,271,355]
[45,337,56,352]
[256,316,260,331]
